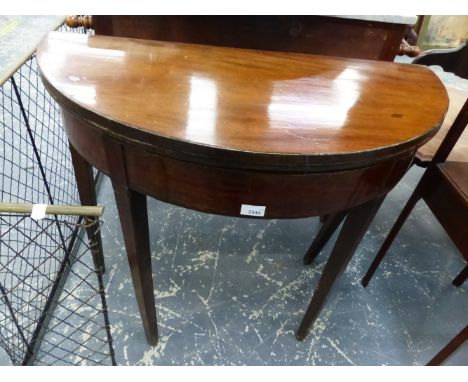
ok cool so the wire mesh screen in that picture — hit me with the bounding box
[0,22,91,211]
[0,215,115,365]
[0,23,114,365]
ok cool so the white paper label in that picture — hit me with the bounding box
[31,204,48,220]
[240,204,266,217]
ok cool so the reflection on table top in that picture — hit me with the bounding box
[37,32,448,166]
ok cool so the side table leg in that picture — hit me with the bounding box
[69,143,106,274]
[427,325,468,365]
[296,196,385,341]
[104,138,159,346]
[112,185,159,346]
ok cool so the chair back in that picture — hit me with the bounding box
[413,42,468,79]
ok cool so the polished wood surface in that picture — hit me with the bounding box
[90,16,410,62]
[416,87,468,164]
[36,31,450,345]
[38,32,448,172]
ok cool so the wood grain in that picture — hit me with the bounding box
[37,32,448,172]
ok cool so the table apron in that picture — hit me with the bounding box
[63,107,415,218]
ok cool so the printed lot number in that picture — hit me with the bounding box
[240,204,266,217]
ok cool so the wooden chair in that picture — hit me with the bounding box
[361,96,467,286]
[359,45,468,366]
[305,44,468,286]
[412,43,468,167]
[361,44,468,287]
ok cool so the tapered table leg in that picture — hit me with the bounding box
[303,212,347,265]
[296,196,385,341]
[69,143,106,274]
[103,138,159,346]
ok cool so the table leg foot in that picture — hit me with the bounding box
[295,331,307,342]
[297,196,385,341]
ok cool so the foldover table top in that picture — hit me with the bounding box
[37,32,448,170]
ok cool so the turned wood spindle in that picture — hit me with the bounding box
[65,15,93,30]
[398,39,421,57]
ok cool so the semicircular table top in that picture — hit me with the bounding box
[37,31,449,170]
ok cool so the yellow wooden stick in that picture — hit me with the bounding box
[0,203,103,217]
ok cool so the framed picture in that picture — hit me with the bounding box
[417,15,468,51]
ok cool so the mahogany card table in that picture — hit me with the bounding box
[36,32,448,346]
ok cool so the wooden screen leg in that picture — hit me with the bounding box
[361,189,422,287]
[427,325,468,366]
[103,138,159,346]
[296,196,385,341]
[303,212,347,265]
[69,143,105,274]
[452,264,468,287]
